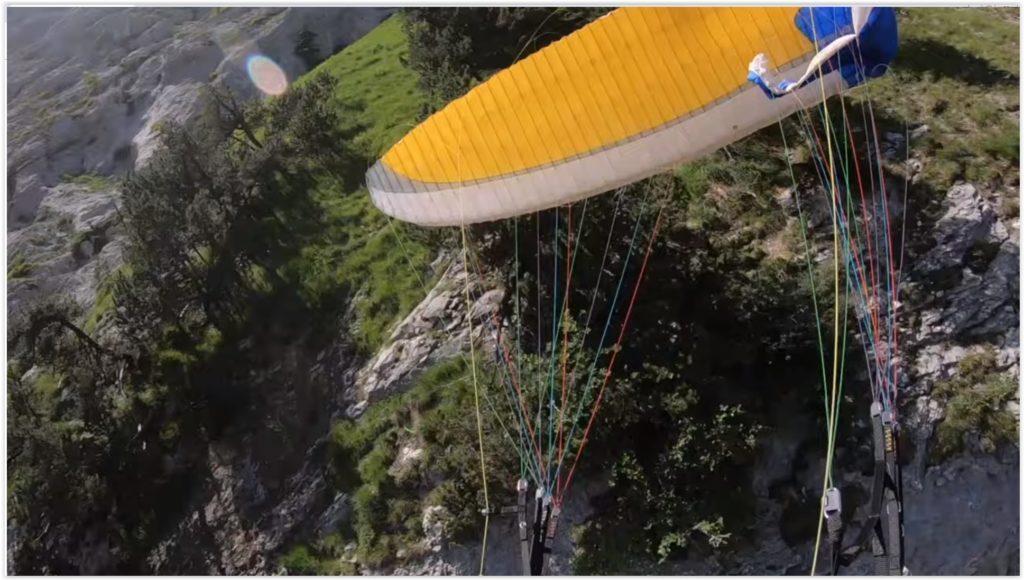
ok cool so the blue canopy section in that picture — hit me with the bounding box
[748,7,899,99]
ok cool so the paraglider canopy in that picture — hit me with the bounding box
[366,7,898,227]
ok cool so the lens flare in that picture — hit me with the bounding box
[245,54,288,96]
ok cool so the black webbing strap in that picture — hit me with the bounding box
[518,479,530,576]
[830,402,905,576]
[529,491,553,575]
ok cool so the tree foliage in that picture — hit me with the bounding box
[8,297,167,572]
[115,77,363,342]
[402,8,609,111]
[7,74,366,573]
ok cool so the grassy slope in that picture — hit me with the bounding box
[289,14,436,353]
[85,16,437,352]
[858,8,1019,187]
[298,13,425,159]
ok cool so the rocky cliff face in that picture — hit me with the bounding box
[142,340,354,575]
[7,6,392,312]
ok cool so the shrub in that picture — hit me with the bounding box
[279,545,319,575]
[932,348,1018,459]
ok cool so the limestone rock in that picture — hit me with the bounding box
[348,257,503,412]
[421,505,451,554]
[7,182,124,316]
[917,183,996,275]
[314,493,350,539]
[7,6,393,326]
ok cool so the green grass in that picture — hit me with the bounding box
[8,256,32,280]
[279,534,358,575]
[282,180,436,353]
[84,282,114,335]
[284,13,437,354]
[65,15,436,367]
[83,266,130,334]
[83,71,101,96]
[63,173,113,192]
[68,97,96,120]
[300,13,426,158]
[33,371,62,405]
[855,8,1019,187]
[280,545,320,574]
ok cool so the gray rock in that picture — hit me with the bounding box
[917,183,996,275]
[149,441,335,574]
[7,182,124,316]
[939,239,1019,340]
[905,456,1019,575]
[346,401,368,419]
[314,493,350,539]
[420,293,451,321]
[349,257,503,406]
[9,7,393,190]
[8,174,49,228]
[389,440,424,480]
[421,505,450,554]
[1006,400,1019,420]
[384,477,607,575]
[132,82,205,167]
[470,289,504,321]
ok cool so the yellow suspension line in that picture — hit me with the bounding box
[460,221,490,575]
[810,18,846,576]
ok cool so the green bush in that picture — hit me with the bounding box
[82,264,134,336]
[278,533,357,575]
[932,349,1018,459]
[280,545,319,574]
[283,185,437,354]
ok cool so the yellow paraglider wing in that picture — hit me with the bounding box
[368,7,873,226]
